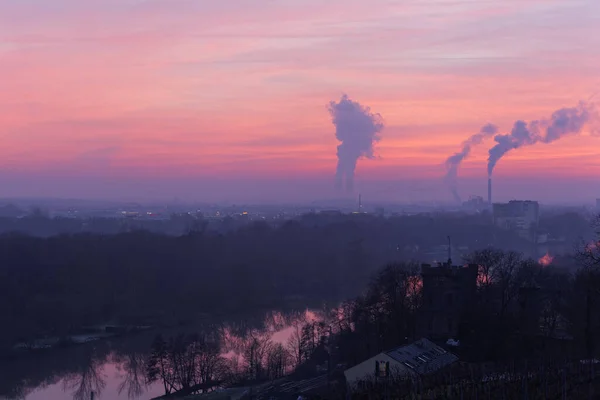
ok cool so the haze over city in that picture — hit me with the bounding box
[1,0,600,203]
[5,2,600,400]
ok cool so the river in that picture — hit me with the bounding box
[0,309,323,400]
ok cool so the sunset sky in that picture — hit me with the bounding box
[1,0,599,203]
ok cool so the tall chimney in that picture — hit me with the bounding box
[487,178,492,206]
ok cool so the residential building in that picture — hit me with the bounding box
[344,338,458,387]
[417,263,478,340]
[493,200,540,242]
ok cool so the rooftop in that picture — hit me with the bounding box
[421,263,478,277]
[385,338,458,375]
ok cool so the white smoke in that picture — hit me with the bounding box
[488,101,597,176]
[444,123,497,203]
[328,94,384,192]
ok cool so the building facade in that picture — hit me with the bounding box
[344,338,458,387]
[417,263,478,340]
[493,200,540,242]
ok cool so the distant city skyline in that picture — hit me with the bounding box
[0,174,597,205]
[1,0,599,202]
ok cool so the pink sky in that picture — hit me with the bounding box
[0,0,599,203]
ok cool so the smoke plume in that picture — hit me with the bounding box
[487,101,595,176]
[445,123,497,203]
[328,94,384,192]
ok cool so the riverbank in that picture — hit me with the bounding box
[4,294,337,356]
[11,324,153,353]
[0,305,332,400]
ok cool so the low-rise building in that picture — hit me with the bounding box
[344,338,458,387]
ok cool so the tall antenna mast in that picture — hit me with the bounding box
[358,193,362,213]
[447,235,452,265]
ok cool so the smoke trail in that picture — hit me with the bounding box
[487,120,539,176]
[487,101,595,176]
[542,102,593,143]
[444,123,497,203]
[328,94,384,192]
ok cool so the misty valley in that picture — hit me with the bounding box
[2,207,600,399]
[3,0,600,397]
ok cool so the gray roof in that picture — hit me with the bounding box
[385,338,458,375]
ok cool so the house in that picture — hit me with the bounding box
[185,387,248,399]
[228,375,331,400]
[344,338,458,387]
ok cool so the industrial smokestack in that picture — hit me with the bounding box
[444,123,497,203]
[488,178,492,206]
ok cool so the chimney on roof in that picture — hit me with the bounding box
[447,236,452,265]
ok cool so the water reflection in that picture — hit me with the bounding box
[61,352,106,400]
[0,308,327,400]
[114,351,148,399]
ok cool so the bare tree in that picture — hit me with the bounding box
[146,335,175,395]
[465,249,524,317]
[287,319,305,368]
[336,262,423,363]
[578,215,600,268]
[146,333,226,396]
[242,330,271,381]
[115,350,148,399]
[63,355,107,400]
[265,343,291,379]
[330,301,353,333]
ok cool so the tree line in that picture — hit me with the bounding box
[5,239,600,399]
[2,209,559,354]
[140,241,600,398]
[335,252,598,362]
[143,313,336,397]
[0,223,364,352]
[322,238,600,397]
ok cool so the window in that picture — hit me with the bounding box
[446,292,454,306]
[375,361,390,377]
